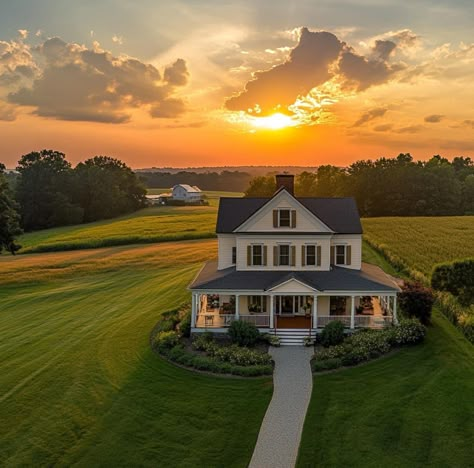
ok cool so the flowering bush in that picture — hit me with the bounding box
[154,331,180,351]
[385,319,426,345]
[303,336,315,347]
[260,333,281,347]
[312,322,425,372]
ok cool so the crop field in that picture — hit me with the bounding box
[0,240,272,467]
[18,190,241,254]
[362,216,474,277]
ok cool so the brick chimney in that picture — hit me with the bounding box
[275,174,295,195]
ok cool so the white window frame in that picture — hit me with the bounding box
[278,208,291,228]
[277,243,291,266]
[251,244,264,266]
[305,244,317,266]
[335,244,347,265]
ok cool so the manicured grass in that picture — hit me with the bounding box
[362,240,400,278]
[0,240,272,467]
[17,188,242,254]
[362,216,474,277]
[297,310,474,467]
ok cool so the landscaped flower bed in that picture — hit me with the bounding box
[312,319,426,372]
[151,305,274,376]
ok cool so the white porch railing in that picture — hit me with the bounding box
[239,314,270,327]
[195,314,235,328]
[317,315,351,327]
[195,313,270,328]
[354,315,393,328]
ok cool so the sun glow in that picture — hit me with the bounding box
[250,112,297,130]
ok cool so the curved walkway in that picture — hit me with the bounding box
[249,346,313,468]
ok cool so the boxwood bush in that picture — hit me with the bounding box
[228,320,260,347]
[320,320,345,347]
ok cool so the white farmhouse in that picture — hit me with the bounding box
[172,184,202,203]
[189,174,401,345]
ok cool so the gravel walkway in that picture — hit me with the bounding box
[249,346,313,468]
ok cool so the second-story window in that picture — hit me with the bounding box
[306,245,316,266]
[279,244,290,266]
[252,245,263,266]
[232,246,236,264]
[336,245,346,265]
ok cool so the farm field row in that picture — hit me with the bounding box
[0,240,272,467]
[17,190,241,253]
[362,216,474,277]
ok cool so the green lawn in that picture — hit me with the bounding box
[0,240,272,467]
[297,310,474,467]
[17,190,242,254]
[298,240,474,467]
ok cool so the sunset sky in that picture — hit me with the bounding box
[1,0,474,168]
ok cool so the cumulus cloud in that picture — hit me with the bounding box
[353,107,387,127]
[226,28,344,114]
[225,27,406,115]
[424,114,444,123]
[1,36,189,123]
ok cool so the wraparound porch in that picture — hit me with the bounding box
[191,292,398,331]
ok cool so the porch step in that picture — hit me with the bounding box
[274,329,316,346]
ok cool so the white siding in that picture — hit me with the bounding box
[317,296,330,315]
[217,234,236,270]
[236,191,332,233]
[269,279,317,294]
[331,234,362,270]
[236,235,332,271]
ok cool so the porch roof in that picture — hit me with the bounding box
[189,262,401,293]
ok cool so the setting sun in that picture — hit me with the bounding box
[250,112,297,130]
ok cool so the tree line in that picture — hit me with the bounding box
[139,170,253,192]
[0,150,146,253]
[245,154,474,216]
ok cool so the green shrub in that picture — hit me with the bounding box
[260,333,281,347]
[178,311,192,338]
[312,358,342,372]
[432,258,474,306]
[386,319,426,345]
[320,321,345,347]
[228,320,260,347]
[154,330,179,351]
[192,333,217,352]
[398,281,435,325]
[156,319,176,333]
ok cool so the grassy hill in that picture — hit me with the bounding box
[18,190,242,254]
[0,240,272,467]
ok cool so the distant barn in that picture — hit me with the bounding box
[172,184,203,203]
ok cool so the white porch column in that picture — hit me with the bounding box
[312,295,318,329]
[393,294,398,325]
[269,295,274,329]
[350,295,355,329]
[191,293,197,327]
[235,294,240,319]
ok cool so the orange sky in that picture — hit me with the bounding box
[1,3,474,168]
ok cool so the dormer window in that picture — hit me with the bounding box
[273,209,297,228]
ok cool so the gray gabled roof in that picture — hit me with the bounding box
[216,193,362,234]
[189,261,400,293]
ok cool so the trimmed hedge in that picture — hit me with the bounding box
[312,319,426,372]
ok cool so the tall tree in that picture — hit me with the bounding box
[0,163,22,254]
[16,150,83,230]
[74,156,146,222]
